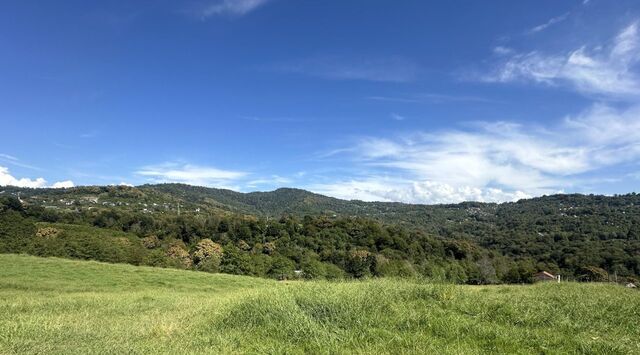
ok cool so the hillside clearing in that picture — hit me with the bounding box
[0,254,638,354]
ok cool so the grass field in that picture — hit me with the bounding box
[0,254,639,354]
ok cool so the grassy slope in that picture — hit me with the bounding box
[0,255,639,354]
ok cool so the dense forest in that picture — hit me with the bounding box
[1,184,639,284]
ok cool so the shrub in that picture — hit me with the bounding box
[323,262,346,280]
[220,244,254,275]
[35,227,61,239]
[192,239,223,272]
[267,256,295,280]
[115,237,132,247]
[301,259,326,279]
[166,241,192,269]
[141,235,161,249]
[579,266,609,282]
[346,249,373,278]
[0,210,36,253]
[237,240,251,251]
[375,257,417,278]
[263,241,276,255]
[144,249,170,267]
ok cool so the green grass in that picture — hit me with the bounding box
[0,254,639,354]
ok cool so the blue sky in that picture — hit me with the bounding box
[2,0,640,203]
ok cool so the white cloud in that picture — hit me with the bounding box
[527,13,570,34]
[485,22,640,98]
[390,113,405,121]
[199,0,269,18]
[0,166,47,188]
[310,179,531,204]
[315,102,640,204]
[0,166,74,189]
[276,55,420,83]
[493,46,514,55]
[51,180,75,188]
[246,175,292,188]
[135,162,247,189]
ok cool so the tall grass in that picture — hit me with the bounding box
[0,254,638,354]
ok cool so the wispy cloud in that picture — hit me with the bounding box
[493,46,514,56]
[246,175,292,188]
[275,55,421,83]
[0,154,18,161]
[0,166,74,189]
[196,0,270,18]
[311,102,640,204]
[80,130,99,139]
[390,113,405,121]
[135,162,248,189]
[527,12,570,34]
[368,93,500,104]
[483,21,640,98]
[0,154,41,170]
[239,115,308,123]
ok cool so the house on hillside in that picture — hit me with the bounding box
[534,271,559,282]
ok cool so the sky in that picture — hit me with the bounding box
[2,0,640,204]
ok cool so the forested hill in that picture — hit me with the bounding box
[5,183,640,234]
[1,183,639,283]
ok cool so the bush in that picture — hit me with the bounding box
[301,259,326,279]
[267,256,295,280]
[579,266,609,282]
[323,262,346,280]
[166,241,192,269]
[144,249,170,267]
[220,244,254,275]
[346,250,373,278]
[192,239,223,272]
[35,227,61,239]
[141,235,161,249]
[0,210,36,253]
[375,258,417,278]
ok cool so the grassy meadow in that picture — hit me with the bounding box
[0,254,639,354]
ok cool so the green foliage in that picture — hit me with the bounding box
[578,266,609,282]
[220,244,254,275]
[192,239,223,272]
[322,262,347,280]
[141,235,161,249]
[0,210,35,253]
[3,186,640,283]
[300,258,326,279]
[374,257,417,278]
[345,250,374,278]
[267,255,295,280]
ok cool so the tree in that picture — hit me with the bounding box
[165,241,192,269]
[192,239,223,272]
[263,241,276,255]
[346,250,373,278]
[267,256,295,280]
[578,266,608,282]
[220,244,253,275]
[300,258,326,279]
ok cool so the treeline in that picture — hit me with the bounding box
[1,192,639,284]
[1,195,535,283]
